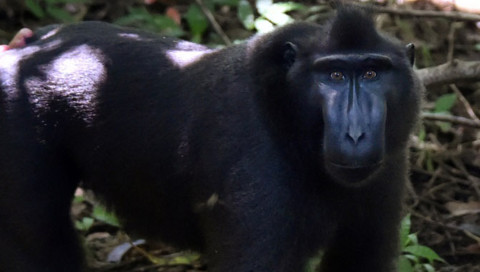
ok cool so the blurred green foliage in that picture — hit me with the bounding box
[23,0,307,42]
[239,0,305,32]
[26,0,89,22]
[115,7,185,37]
[398,215,446,272]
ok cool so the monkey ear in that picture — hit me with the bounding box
[283,42,298,69]
[406,43,415,67]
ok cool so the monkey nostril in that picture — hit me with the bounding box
[346,131,365,145]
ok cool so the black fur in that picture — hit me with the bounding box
[0,8,422,272]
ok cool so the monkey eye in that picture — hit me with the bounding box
[363,70,377,79]
[330,71,345,81]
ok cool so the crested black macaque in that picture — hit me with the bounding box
[0,7,422,272]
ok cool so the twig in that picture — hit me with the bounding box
[451,158,480,199]
[412,167,471,186]
[416,59,480,87]
[411,211,461,232]
[421,112,480,128]
[194,0,232,45]
[446,22,461,63]
[410,135,443,152]
[449,84,480,122]
[352,3,480,22]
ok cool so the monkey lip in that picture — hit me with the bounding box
[328,160,383,170]
[326,160,383,184]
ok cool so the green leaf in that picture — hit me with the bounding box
[254,18,274,33]
[212,0,239,5]
[171,253,201,265]
[238,0,255,30]
[185,4,209,39]
[148,251,201,266]
[423,263,436,272]
[403,245,446,263]
[434,93,456,113]
[270,2,305,13]
[115,8,183,36]
[262,10,293,26]
[397,255,414,272]
[399,214,412,249]
[75,217,94,231]
[407,233,418,245]
[256,2,304,26]
[73,195,84,204]
[305,255,322,272]
[257,0,305,29]
[152,15,184,37]
[256,0,273,15]
[92,205,120,227]
[436,121,452,133]
[25,0,45,19]
[405,253,419,263]
[46,6,75,23]
[114,7,151,26]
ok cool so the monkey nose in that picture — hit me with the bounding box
[346,126,365,145]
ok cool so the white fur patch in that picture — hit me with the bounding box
[25,45,106,124]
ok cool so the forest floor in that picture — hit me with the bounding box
[2,0,480,271]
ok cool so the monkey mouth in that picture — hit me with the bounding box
[328,160,383,170]
[326,160,383,185]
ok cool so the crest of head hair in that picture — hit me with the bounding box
[325,6,379,52]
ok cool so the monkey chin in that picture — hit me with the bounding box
[325,161,383,188]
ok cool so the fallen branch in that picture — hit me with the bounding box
[450,84,480,122]
[416,59,480,87]
[353,3,480,22]
[421,112,480,128]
